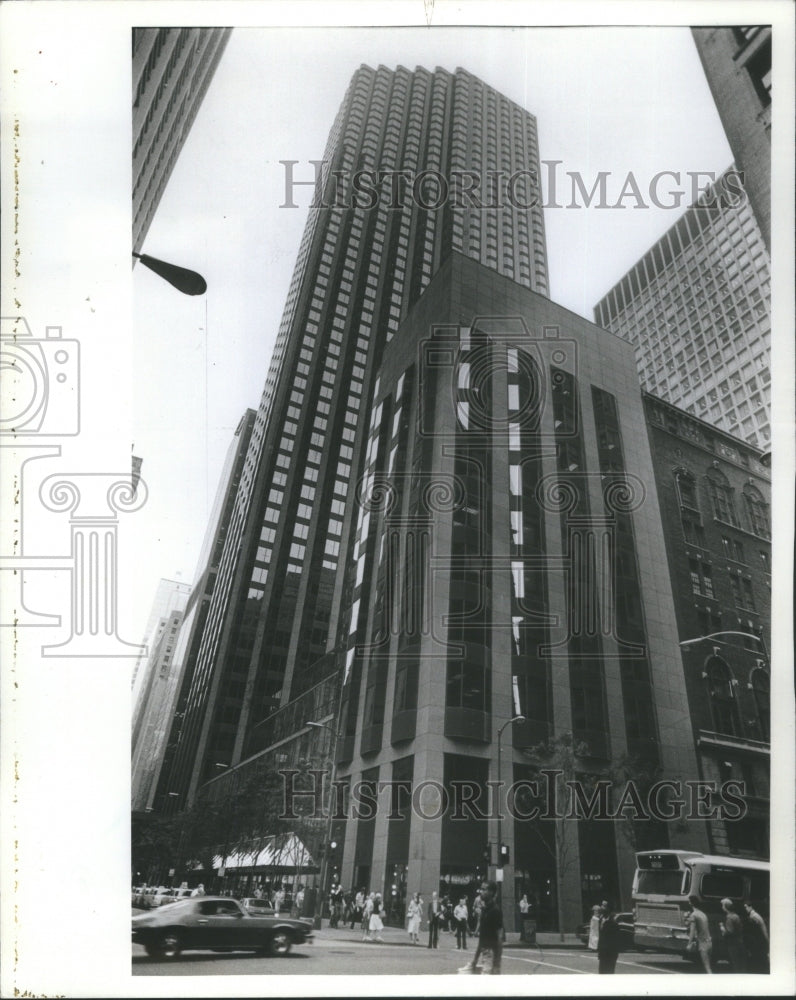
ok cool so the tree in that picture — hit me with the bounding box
[517,731,594,941]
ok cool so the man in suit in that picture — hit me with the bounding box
[466,881,503,974]
[597,900,622,974]
[427,891,441,948]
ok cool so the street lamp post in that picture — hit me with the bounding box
[306,720,342,929]
[679,629,768,663]
[496,715,525,910]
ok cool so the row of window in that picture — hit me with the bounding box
[676,467,770,538]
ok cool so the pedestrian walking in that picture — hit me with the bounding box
[518,893,530,939]
[329,883,343,928]
[190,883,205,897]
[369,893,385,942]
[454,897,469,950]
[427,891,441,948]
[742,901,769,973]
[273,887,284,917]
[361,893,374,940]
[587,904,601,951]
[685,898,713,973]
[597,900,621,974]
[464,882,503,974]
[352,888,365,930]
[720,898,746,973]
[471,890,484,934]
[406,892,423,944]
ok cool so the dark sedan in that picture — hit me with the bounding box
[132,896,313,959]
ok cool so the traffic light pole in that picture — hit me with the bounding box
[496,717,524,913]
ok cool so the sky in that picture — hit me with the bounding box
[129,24,735,643]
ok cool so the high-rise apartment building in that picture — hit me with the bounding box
[594,170,771,449]
[131,606,187,812]
[131,577,191,811]
[160,64,551,810]
[153,64,707,932]
[643,392,770,859]
[691,26,771,251]
[133,26,232,253]
[130,576,191,709]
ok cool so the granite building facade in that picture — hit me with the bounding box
[326,252,705,930]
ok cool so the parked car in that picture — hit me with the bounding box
[240,897,276,915]
[141,886,170,909]
[576,912,636,950]
[132,896,314,958]
[160,888,193,906]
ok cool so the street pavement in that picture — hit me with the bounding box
[132,919,707,976]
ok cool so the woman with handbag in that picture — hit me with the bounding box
[406,892,423,944]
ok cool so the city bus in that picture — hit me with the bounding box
[631,849,769,960]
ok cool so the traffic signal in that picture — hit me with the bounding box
[499,843,510,866]
[483,842,493,865]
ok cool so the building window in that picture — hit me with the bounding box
[675,470,699,511]
[706,656,740,737]
[750,668,770,741]
[744,485,770,538]
[707,469,738,526]
[683,519,705,547]
[689,559,714,598]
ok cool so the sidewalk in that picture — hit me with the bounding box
[314,922,584,950]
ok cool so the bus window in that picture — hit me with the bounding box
[699,871,744,898]
[636,870,684,895]
[748,872,769,901]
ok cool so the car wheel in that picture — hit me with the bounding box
[267,932,292,956]
[151,931,183,959]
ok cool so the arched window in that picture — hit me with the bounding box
[750,667,770,741]
[674,468,698,511]
[705,656,740,736]
[743,484,770,539]
[706,468,738,526]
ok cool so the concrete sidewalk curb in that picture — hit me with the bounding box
[315,926,587,951]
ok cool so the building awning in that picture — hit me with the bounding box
[213,832,316,872]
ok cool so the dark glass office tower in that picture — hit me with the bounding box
[162,65,550,807]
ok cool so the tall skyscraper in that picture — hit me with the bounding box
[162,64,550,809]
[130,576,191,708]
[133,26,232,253]
[691,26,771,251]
[155,64,705,931]
[131,606,187,813]
[131,577,191,810]
[594,170,771,449]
